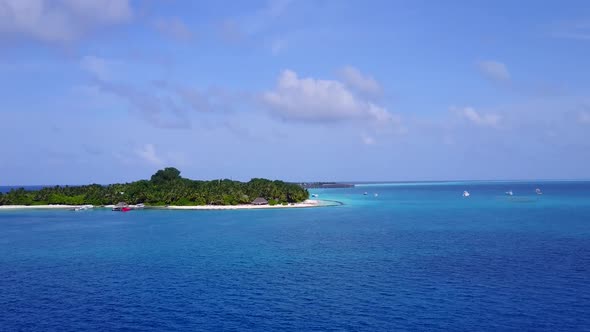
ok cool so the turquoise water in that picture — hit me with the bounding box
[1,182,589,331]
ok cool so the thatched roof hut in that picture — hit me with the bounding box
[251,197,268,205]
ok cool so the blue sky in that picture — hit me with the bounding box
[1,0,589,185]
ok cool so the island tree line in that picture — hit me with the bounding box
[0,168,309,206]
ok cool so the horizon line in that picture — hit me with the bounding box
[2,178,590,187]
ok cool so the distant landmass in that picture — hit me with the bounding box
[299,182,355,189]
[0,168,309,206]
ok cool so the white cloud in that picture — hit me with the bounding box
[154,17,193,42]
[477,60,510,82]
[80,56,118,81]
[261,69,396,124]
[361,134,376,145]
[79,55,239,130]
[338,66,382,96]
[0,0,132,43]
[80,56,190,129]
[135,144,163,166]
[452,106,501,127]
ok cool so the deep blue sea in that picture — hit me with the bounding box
[1,181,589,331]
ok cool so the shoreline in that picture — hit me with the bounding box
[0,205,80,210]
[0,200,335,211]
[163,199,323,210]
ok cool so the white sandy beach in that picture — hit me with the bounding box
[0,205,80,210]
[165,199,322,210]
[0,200,327,210]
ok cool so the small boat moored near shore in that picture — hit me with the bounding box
[113,202,130,212]
[74,205,94,211]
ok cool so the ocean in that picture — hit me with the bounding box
[1,181,589,331]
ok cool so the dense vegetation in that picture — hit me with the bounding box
[0,168,309,206]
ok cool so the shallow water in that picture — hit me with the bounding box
[1,181,589,331]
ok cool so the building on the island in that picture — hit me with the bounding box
[251,197,268,205]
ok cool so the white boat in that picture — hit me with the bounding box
[363,192,368,195]
[311,194,319,198]
[135,203,145,209]
[74,204,94,211]
[462,191,470,197]
[535,188,542,195]
[374,193,378,197]
[505,191,513,196]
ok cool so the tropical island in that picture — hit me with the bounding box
[0,168,314,209]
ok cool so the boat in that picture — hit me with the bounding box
[374,193,378,197]
[363,192,368,195]
[311,194,319,198]
[505,190,513,196]
[112,202,129,211]
[135,203,145,209]
[536,188,543,195]
[462,191,470,197]
[74,204,94,211]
